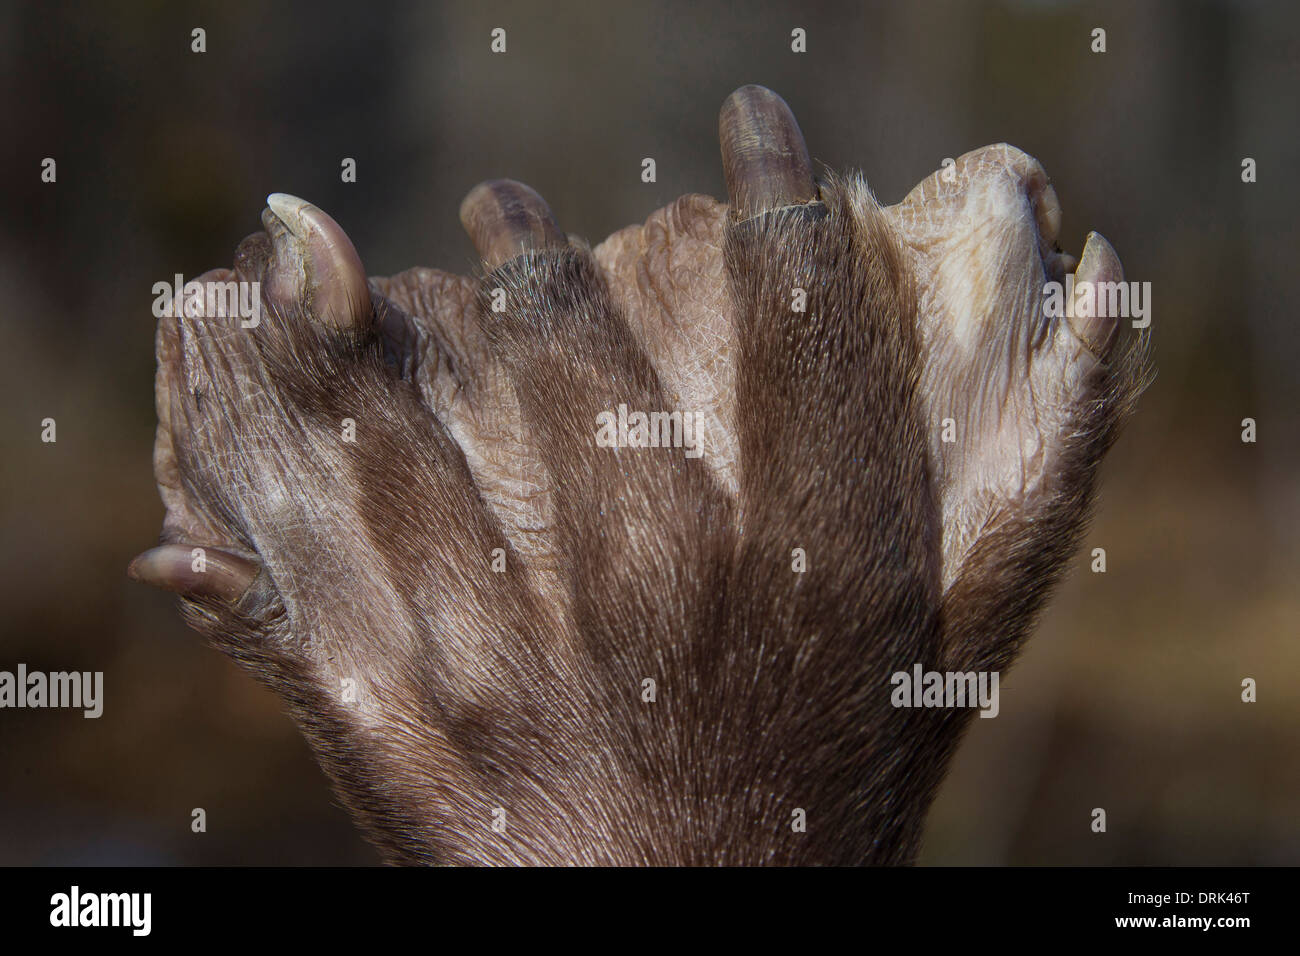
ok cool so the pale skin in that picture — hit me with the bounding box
[131,86,1148,864]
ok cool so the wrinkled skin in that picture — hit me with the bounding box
[132,87,1148,864]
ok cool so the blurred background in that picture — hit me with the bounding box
[0,0,1295,864]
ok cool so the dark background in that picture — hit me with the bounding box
[1,0,1296,864]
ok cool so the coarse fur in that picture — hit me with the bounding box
[141,133,1150,864]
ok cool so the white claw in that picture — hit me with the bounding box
[1034,184,1063,245]
[1070,231,1123,357]
[263,193,371,330]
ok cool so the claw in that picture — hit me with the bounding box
[262,193,371,330]
[459,179,567,269]
[1071,231,1123,357]
[718,85,817,220]
[128,544,260,603]
[1034,184,1062,245]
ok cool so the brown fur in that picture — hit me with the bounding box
[146,165,1148,864]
